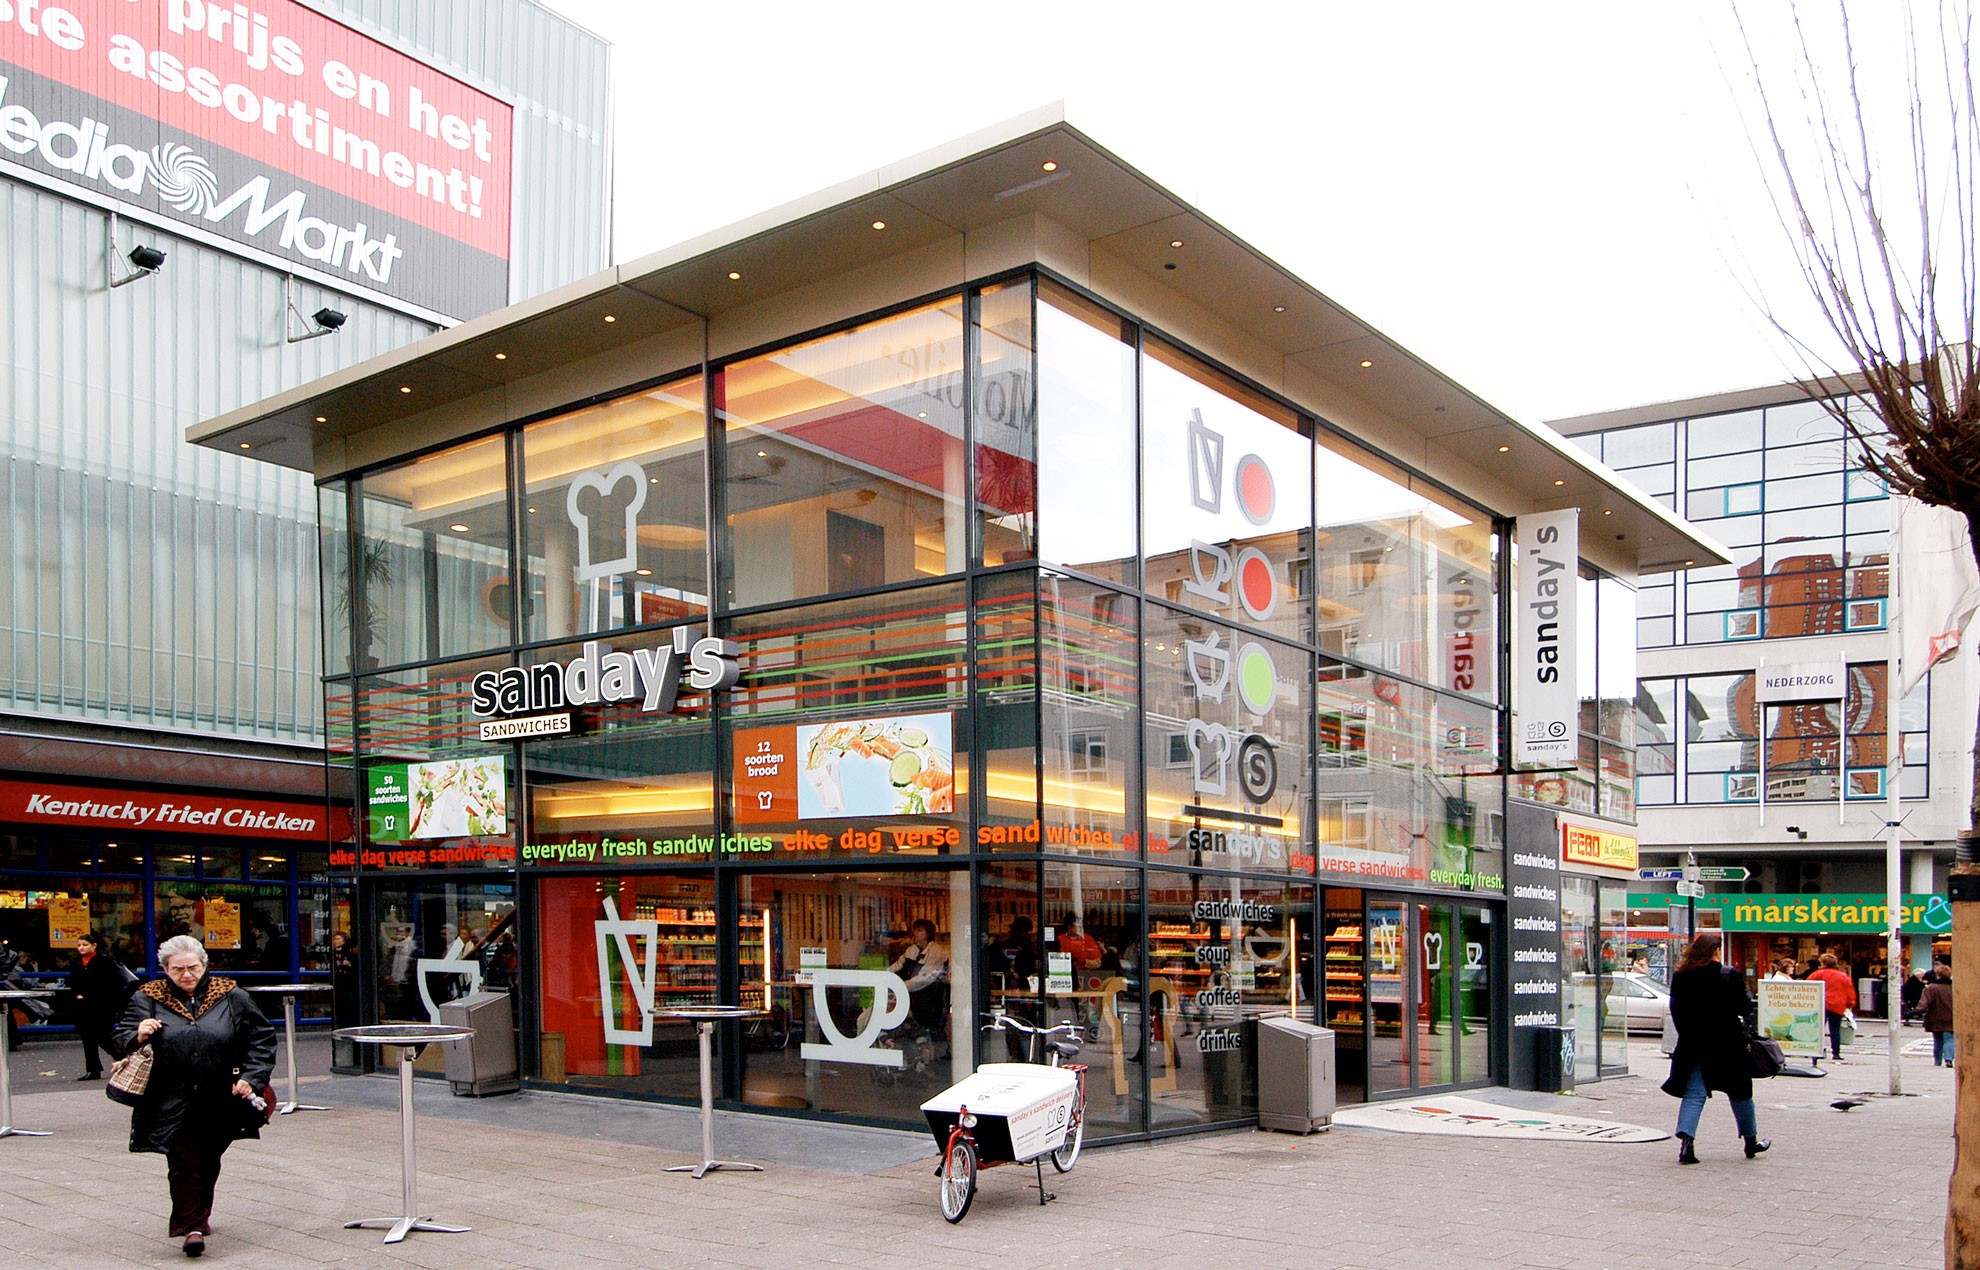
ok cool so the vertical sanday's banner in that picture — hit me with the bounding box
[0,0,512,316]
[1514,510,1578,767]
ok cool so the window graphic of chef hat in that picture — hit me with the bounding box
[566,461,648,580]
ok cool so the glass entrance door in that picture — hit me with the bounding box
[1366,895,1497,1095]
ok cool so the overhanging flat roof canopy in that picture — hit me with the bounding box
[191,105,1725,576]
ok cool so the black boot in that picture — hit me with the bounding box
[1744,1135,1771,1158]
[1677,1131,1698,1165]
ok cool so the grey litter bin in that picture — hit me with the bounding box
[439,991,520,1096]
[1534,1025,1575,1093]
[1858,978,1883,1018]
[1257,1015,1334,1133]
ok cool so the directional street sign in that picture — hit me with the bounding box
[1696,867,1750,882]
[1637,868,1683,881]
[1674,880,1705,898]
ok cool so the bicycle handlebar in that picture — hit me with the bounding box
[983,1013,1082,1042]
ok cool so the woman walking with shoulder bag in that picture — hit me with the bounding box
[112,935,275,1258]
[1662,932,1770,1164]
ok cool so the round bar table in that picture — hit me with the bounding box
[245,983,332,1114]
[659,1005,764,1179]
[333,1024,474,1243]
[0,989,54,1139]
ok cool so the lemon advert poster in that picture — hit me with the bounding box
[1756,980,1827,1058]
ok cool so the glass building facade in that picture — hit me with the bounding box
[311,271,1644,1132]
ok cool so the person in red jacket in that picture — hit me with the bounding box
[1807,952,1857,1061]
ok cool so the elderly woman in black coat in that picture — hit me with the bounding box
[1662,932,1769,1164]
[114,935,275,1258]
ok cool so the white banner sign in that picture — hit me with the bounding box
[1514,510,1579,766]
[1755,662,1845,704]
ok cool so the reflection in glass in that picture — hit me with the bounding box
[522,377,708,643]
[352,434,512,669]
[1033,283,1137,583]
[1142,340,1310,646]
[719,298,968,609]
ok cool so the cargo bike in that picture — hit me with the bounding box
[918,1015,1086,1223]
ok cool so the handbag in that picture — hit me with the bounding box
[1747,1033,1786,1079]
[106,1043,154,1106]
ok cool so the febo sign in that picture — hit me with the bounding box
[1513,510,1578,766]
[0,0,512,316]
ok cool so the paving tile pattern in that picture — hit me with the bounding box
[0,1028,1953,1267]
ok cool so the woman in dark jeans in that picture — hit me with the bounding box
[1662,932,1769,1165]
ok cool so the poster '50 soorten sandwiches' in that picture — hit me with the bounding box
[0,0,513,316]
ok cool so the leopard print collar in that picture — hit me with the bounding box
[139,974,237,1021]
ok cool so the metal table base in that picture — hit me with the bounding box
[661,1008,763,1179]
[335,1025,473,1243]
[0,991,53,1139]
[246,985,331,1115]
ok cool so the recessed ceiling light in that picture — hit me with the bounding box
[603,314,616,323]
[917,412,927,419]
[1272,305,1286,313]
[727,271,742,281]
[1170,239,1184,249]
[871,220,886,230]
[1685,559,1696,567]
[1359,359,1374,369]
[1553,479,1566,486]
[399,386,411,393]
[756,450,767,458]
[1041,160,1058,172]
[314,415,326,423]
[1603,509,1613,516]
[635,568,652,577]
[449,523,470,533]
[494,352,507,360]
[1497,445,1510,453]
[238,441,251,450]
[527,507,536,514]
[648,476,658,484]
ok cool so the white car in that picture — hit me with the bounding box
[1603,972,1672,1035]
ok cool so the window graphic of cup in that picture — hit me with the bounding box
[802,748,845,815]
[799,967,909,1067]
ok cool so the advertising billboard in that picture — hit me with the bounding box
[0,0,512,316]
[1513,510,1578,766]
[367,755,507,843]
[732,713,955,823]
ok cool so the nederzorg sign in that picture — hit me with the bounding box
[470,632,739,740]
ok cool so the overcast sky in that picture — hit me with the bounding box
[537,1,1929,426]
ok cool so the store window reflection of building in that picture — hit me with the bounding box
[373,882,516,1044]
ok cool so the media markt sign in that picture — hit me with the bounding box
[469,629,740,740]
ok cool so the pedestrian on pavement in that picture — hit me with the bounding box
[1901,965,1929,1024]
[65,932,129,1080]
[1765,957,1796,982]
[1923,965,1955,1067]
[1807,952,1857,1061]
[1662,932,1769,1165]
[112,935,275,1258]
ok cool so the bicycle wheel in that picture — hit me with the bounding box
[1051,1107,1084,1172]
[940,1138,977,1223]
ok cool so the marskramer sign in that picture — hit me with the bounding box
[1627,891,1954,935]
[0,0,512,316]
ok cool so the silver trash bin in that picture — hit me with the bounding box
[439,991,519,1096]
[1257,1015,1334,1133]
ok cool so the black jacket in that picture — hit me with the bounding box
[1662,962,1756,1102]
[66,952,129,1028]
[113,975,275,1155]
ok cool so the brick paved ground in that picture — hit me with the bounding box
[0,1024,1953,1267]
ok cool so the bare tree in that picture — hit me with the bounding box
[1730,4,1979,1264]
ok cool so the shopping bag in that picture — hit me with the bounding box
[106,1044,153,1106]
[1840,1009,1857,1047]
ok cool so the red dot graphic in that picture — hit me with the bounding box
[1239,553,1276,613]
[1235,455,1275,523]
